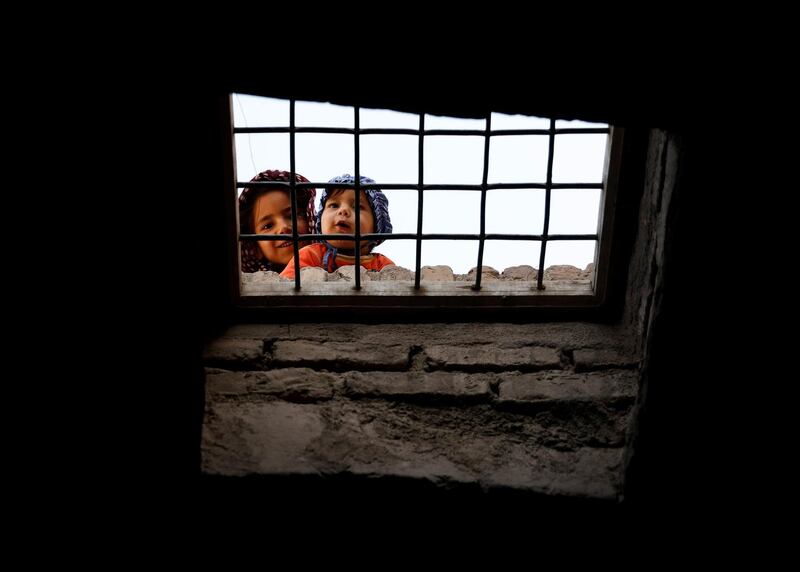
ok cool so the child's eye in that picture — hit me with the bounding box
[327,202,339,209]
[261,223,273,231]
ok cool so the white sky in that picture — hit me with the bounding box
[233,94,609,274]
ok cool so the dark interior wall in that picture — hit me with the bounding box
[621,128,744,514]
[141,78,737,518]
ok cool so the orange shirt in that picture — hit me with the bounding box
[280,243,394,279]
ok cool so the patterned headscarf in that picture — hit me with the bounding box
[316,174,393,272]
[317,174,392,248]
[239,170,317,273]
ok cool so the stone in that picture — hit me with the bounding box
[333,265,370,282]
[378,265,415,281]
[543,265,582,280]
[420,265,454,282]
[299,266,327,282]
[501,265,538,281]
[242,271,283,283]
[467,266,500,281]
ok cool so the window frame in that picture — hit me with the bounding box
[221,94,630,321]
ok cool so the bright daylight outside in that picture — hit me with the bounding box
[233,94,609,282]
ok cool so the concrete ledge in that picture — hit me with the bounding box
[573,348,639,372]
[425,344,560,371]
[344,371,491,402]
[497,370,638,404]
[271,340,410,370]
[206,368,339,402]
[202,400,624,500]
[203,338,264,367]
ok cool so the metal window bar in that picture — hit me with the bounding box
[415,113,424,290]
[236,182,602,191]
[240,233,597,242]
[353,106,361,290]
[289,100,301,289]
[235,127,608,136]
[473,113,492,290]
[235,100,610,293]
[537,118,557,291]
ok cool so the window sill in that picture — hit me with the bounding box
[238,279,600,316]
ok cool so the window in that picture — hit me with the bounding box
[223,94,627,316]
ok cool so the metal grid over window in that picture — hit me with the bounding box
[228,95,623,311]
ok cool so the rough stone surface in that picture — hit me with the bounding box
[420,265,454,282]
[203,401,325,476]
[425,344,561,371]
[274,322,633,353]
[573,348,639,372]
[203,338,264,366]
[544,265,582,280]
[622,130,675,342]
[331,265,370,282]
[497,370,638,404]
[467,266,500,281]
[221,324,290,338]
[378,265,415,281]
[502,265,538,281]
[344,371,491,401]
[297,266,328,282]
[202,400,625,499]
[202,322,640,501]
[255,263,599,283]
[242,271,283,283]
[206,368,339,402]
[271,340,409,370]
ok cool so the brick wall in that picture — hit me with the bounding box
[202,322,639,500]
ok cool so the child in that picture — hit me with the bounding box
[280,174,394,278]
[239,169,317,273]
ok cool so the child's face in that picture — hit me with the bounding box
[321,189,375,251]
[252,190,310,266]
